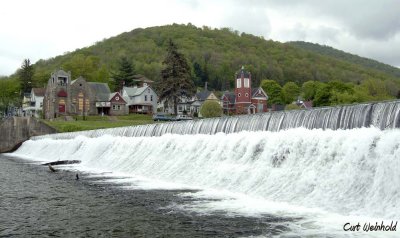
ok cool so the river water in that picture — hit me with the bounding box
[3,127,400,237]
[0,155,296,238]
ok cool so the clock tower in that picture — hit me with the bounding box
[234,66,252,114]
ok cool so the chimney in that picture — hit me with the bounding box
[205,82,208,91]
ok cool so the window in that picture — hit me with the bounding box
[150,95,153,101]
[244,78,250,88]
[245,93,249,97]
[237,78,241,88]
[112,105,116,110]
[40,102,43,107]
[145,95,147,101]
[147,88,150,93]
[238,93,241,97]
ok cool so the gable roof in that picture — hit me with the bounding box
[32,88,45,97]
[109,92,127,103]
[88,82,111,101]
[251,87,268,99]
[221,91,235,104]
[133,74,154,84]
[195,90,211,101]
[123,86,147,97]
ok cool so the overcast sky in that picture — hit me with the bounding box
[1,0,399,76]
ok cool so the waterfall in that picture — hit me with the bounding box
[12,127,400,221]
[34,100,400,140]
[10,100,400,236]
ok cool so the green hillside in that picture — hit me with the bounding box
[288,41,400,78]
[29,24,399,90]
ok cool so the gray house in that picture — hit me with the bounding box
[122,85,158,114]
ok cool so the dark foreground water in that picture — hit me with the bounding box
[0,155,297,238]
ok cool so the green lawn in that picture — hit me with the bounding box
[43,114,154,132]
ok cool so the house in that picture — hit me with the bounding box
[21,93,32,116]
[295,98,313,109]
[89,82,112,115]
[221,66,268,114]
[109,92,128,115]
[190,88,219,117]
[29,88,45,117]
[221,91,235,115]
[122,85,158,114]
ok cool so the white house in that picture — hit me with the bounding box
[122,85,158,114]
[22,88,45,117]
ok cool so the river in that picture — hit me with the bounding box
[0,155,295,237]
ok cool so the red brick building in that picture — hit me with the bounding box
[221,66,268,114]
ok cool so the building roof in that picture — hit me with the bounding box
[195,90,211,101]
[251,87,268,99]
[71,76,86,85]
[109,92,127,104]
[52,69,70,77]
[123,86,147,97]
[133,74,154,84]
[236,66,251,78]
[32,88,45,97]
[221,91,236,104]
[88,82,111,101]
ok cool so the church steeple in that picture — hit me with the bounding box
[234,66,252,114]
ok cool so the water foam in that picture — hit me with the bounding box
[12,127,400,221]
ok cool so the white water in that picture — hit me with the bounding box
[11,127,400,237]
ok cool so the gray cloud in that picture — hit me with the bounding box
[233,0,400,40]
[220,5,271,37]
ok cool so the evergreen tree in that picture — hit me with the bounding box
[158,40,195,114]
[112,57,136,92]
[18,59,34,95]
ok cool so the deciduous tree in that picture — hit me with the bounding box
[200,100,222,118]
[282,82,300,104]
[260,79,283,104]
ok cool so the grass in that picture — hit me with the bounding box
[42,114,154,133]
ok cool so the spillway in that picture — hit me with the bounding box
[33,100,400,140]
[9,100,400,237]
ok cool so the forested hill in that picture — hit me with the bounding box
[30,24,399,91]
[288,41,400,78]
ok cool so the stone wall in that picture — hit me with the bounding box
[0,117,57,153]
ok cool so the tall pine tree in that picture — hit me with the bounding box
[158,40,195,114]
[18,59,34,95]
[112,57,136,92]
